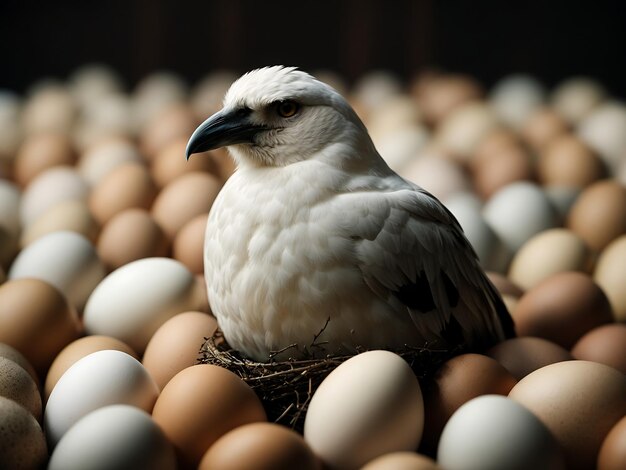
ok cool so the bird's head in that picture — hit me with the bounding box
[185,66,373,167]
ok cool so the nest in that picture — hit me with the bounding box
[198,329,462,432]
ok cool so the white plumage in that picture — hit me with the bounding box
[186,66,514,361]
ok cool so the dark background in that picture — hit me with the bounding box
[1,0,625,95]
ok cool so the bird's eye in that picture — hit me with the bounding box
[276,100,300,118]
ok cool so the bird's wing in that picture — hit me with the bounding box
[348,186,515,350]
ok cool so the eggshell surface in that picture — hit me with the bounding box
[0,396,47,469]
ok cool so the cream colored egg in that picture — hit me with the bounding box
[594,235,626,321]
[139,103,198,160]
[73,93,134,151]
[508,229,591,290]
[400,153,470,201]
[77,137,143,186]
[552,77,606,125]
[20,166,89,228]
[578,101,626,173]
[362,452,441,470]
[131,71,187,132]
[351,71,403,113]
[83,257,200,353]
[304,350,424,469]
[21,81,76,136]
[44,350,159,448]
[374,125,430,172]
[20,200,98,248]
[9,231,106,311]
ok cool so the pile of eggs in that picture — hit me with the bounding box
[1,64,626,469]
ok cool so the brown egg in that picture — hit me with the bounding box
[140,104,198,160]
[0,342,39,386]
[487,336,573,380]
[486,271,524,298]
[14,132,76,187]
[471,142,535,199]
[152,364,266,468]
[0,279,81,376]
[142,311,218,390]
[567,180,626,252]
[412,73,483,126]
[509,360,626,470]
[0,396,47,469]
[572,324,626,374]
[538,135,606,188]
[362,452,442,470]
[594,235,626,321]
[419,353,517,455]
[173,214,208,274]
[151,172,221,239]
[89,162,157,225]
[472,129,521,168]
[44,335,138,399]
[0,357,42,421]
[151,137,220,188]
[198,422,320,470]
[208,146,237,182]
[508,229,591,290]
[97,208,169,271]
[20,200,99,248]
[598,415,626,470]
[520,107,568,151]
[512,272,613,348]
[193,275,211,314]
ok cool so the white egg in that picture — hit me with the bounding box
[20,166,90,227]
[437,395,564,470]
[48,405,176,470]
[83,257,199,353]
[577,101,626,173]
[374,125,430,172]
[77,138,143,186]
[304,350,423,469]
[489,75,545,129]
[8,231,105,310]
[400,153,470,201]
[44,350,158,448]
[482,182,558,256]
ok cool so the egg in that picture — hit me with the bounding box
[373,125,429,173]
[151,172,222,239]
[598,415,626,470]
[571,324,626,374]
[198,422,320,470]
[0,91,22,165]
[140,103,198,159]
[594,235,626,321]
[14,132,76,187]
[361,452,442,470]
[435,102,499,162]
[0,357,42,421]
[0,178,21,237]
[20,166,90,228]
[142,311,218,390]
[482,182,558,256]
[508,228,591,290]
[73,93,134,151]
[419,353,517,455]
[399,153,471,201]
[508,360,626,470]
[0,342,38,385]
[21,81,76,136]
[131,71,188,134]
[471,139,535,200]
[567,180,626,253]
[437,395,564,470]
[0,278,81,375]
[152,364,266,468]
[304,350,424,469]
[89,162,157,225]
[20,199,98,248]
[367,95,422,144]
[48,405,176,470]
[485,272,524,298]
[351,71,403,114]
[172,213,208,274]
[537,135,606,189]
[190,70,239,120]
[520,106,568,152]
[512,271,613,348]
[68,64,123,107]
[83,257,200,353]
[577,101,626,172]
[487,337,573,380]
[77,137,143,186]
[97,208,169,271]
[44,350,159,447]
[151,137,220,188]
[8,231,106,311]
[0,396,48,469]
[489,74,545,129]
[551,77,606,125]
[45,335,138,399]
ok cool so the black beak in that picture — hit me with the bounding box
[185,108,265,160]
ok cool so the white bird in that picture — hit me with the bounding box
[186,66,515,362]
